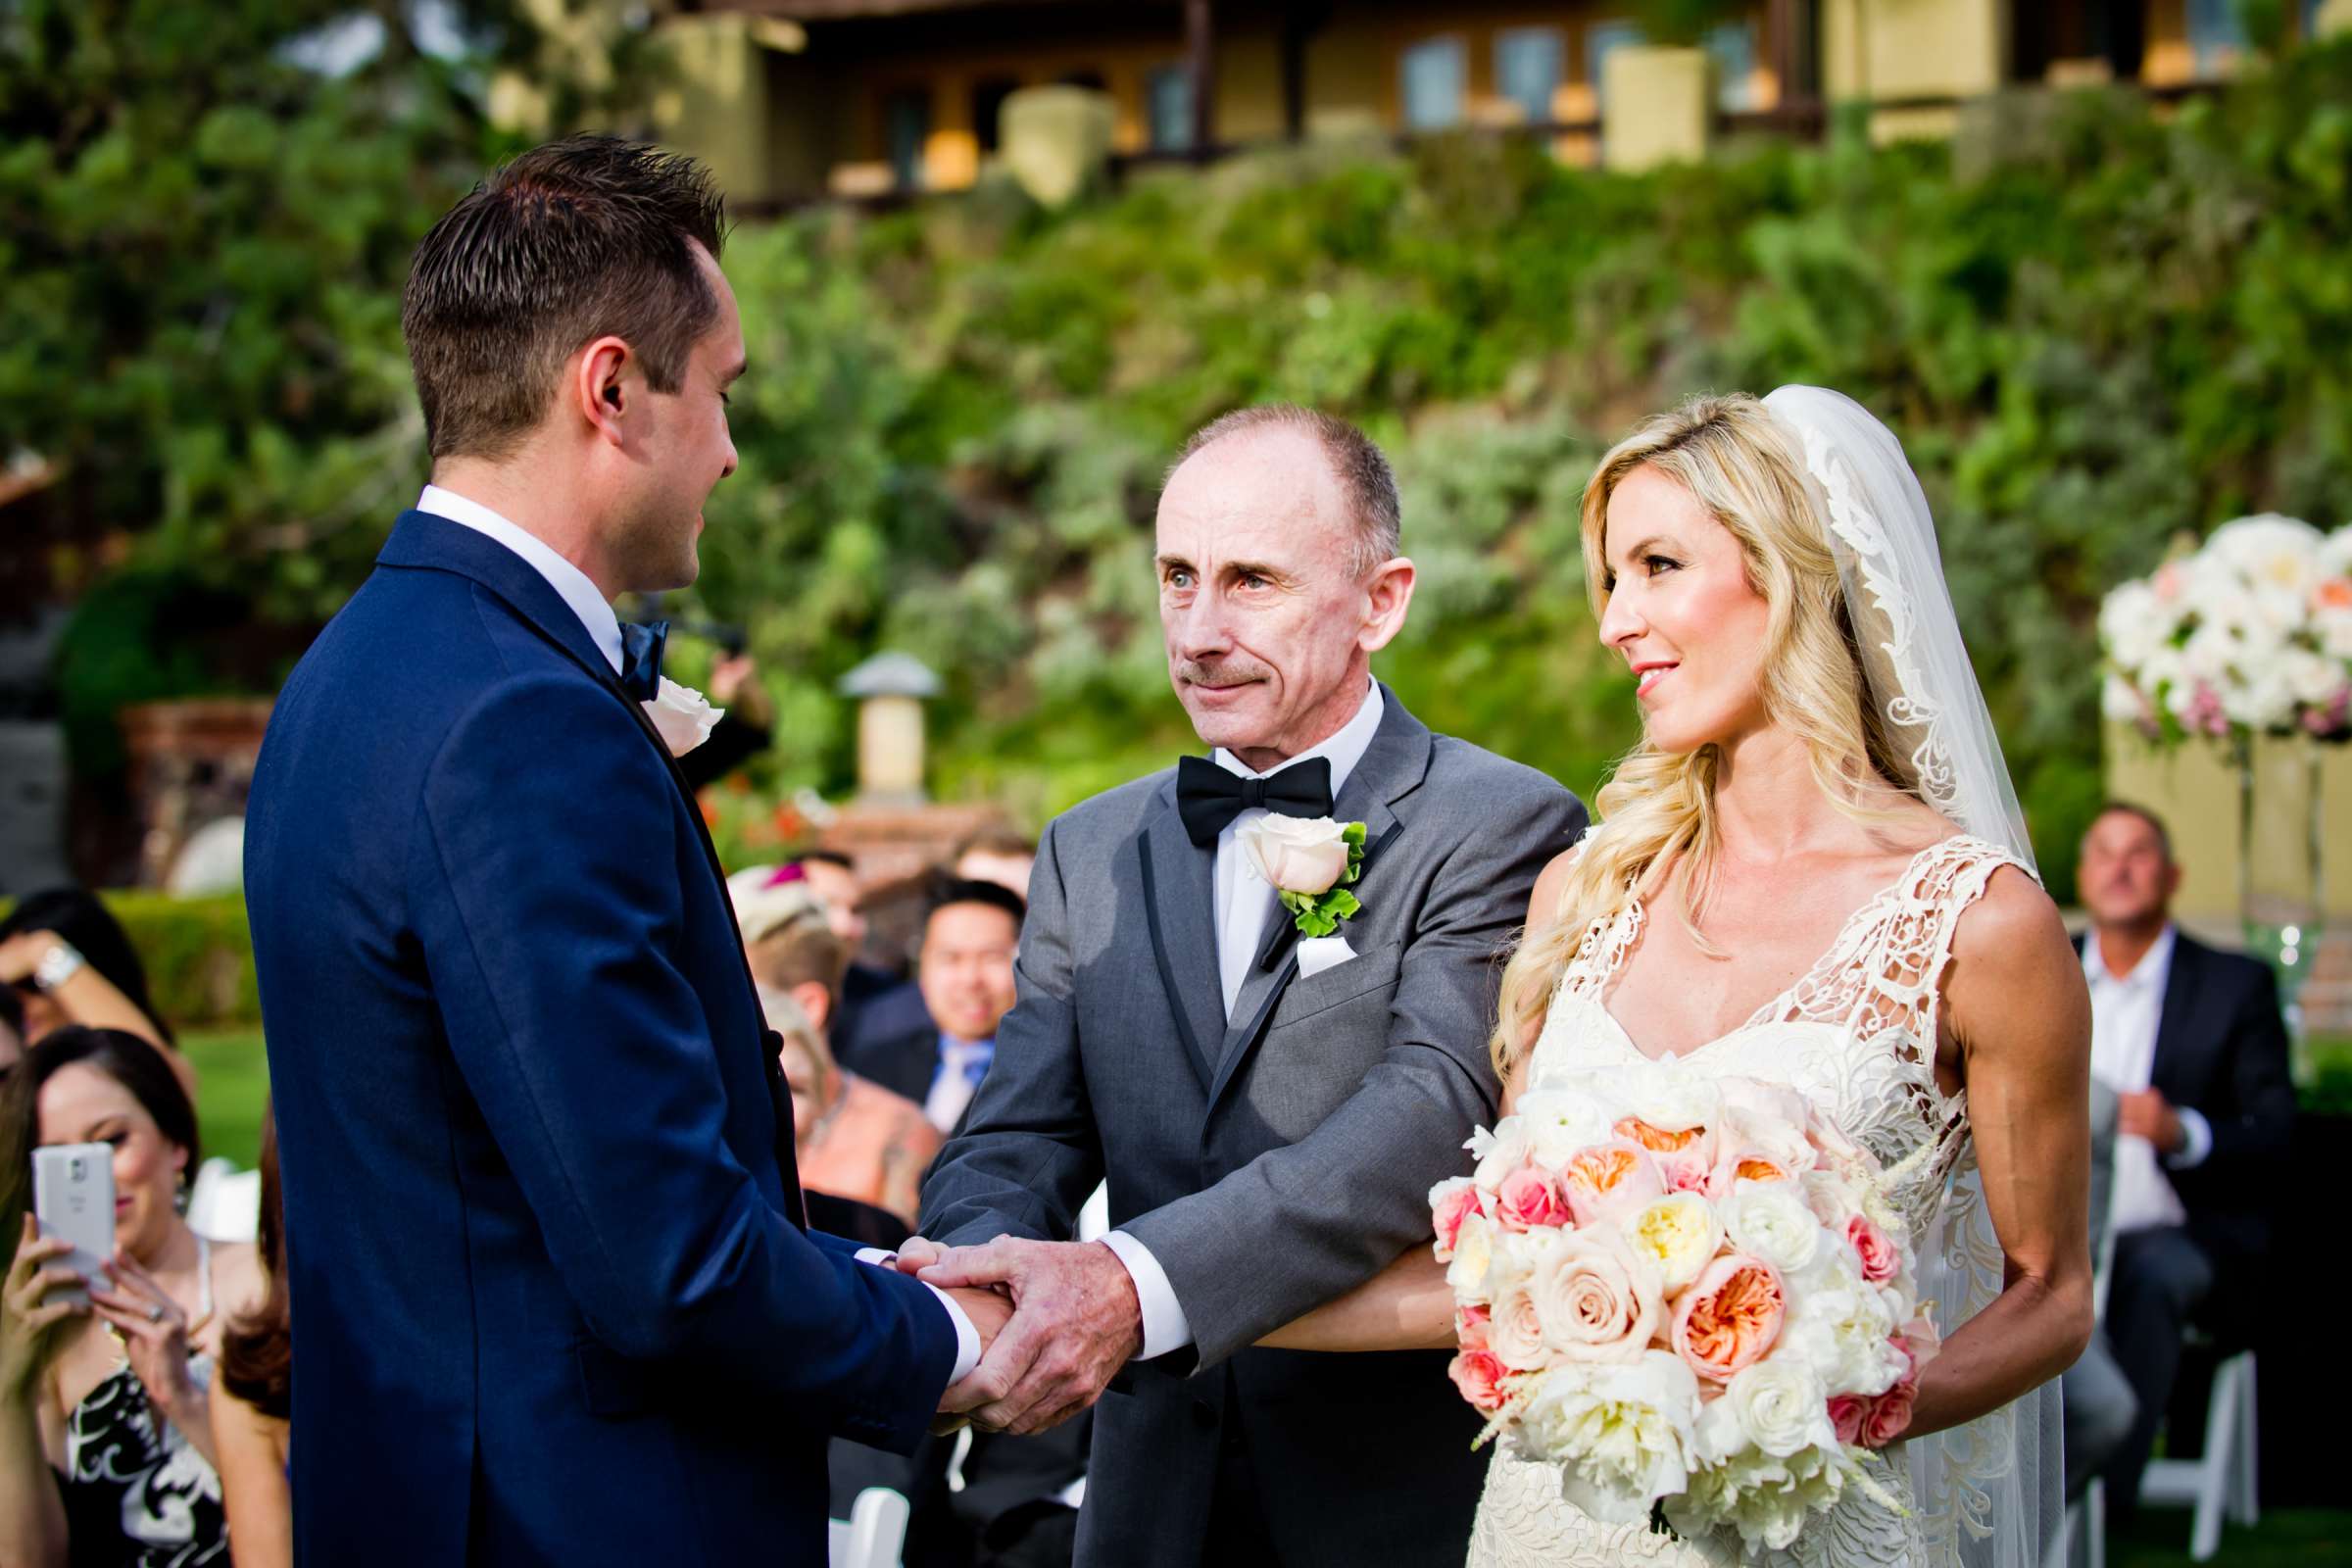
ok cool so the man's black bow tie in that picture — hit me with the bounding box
[619,619,668,702]
[1175,755,1334,848]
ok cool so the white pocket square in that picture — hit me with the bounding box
[1297,935,1357,980]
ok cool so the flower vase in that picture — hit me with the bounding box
[2235,734,2325,1052]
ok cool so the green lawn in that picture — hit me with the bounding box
[2113,1509,2352,1565]
[182,1027,269,1172]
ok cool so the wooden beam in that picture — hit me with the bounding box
[1186,0,1216,158]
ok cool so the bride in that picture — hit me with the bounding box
[1265,387,2092,1566]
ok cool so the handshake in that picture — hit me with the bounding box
[895,1236,1145,1437]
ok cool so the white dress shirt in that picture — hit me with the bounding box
[2082,924,2213,1237]
[419,484,979,1382]
[1101,681,1388,1360]
[417,485,624,674]
[922,1035,996,1133]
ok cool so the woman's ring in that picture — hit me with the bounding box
[145,1301,164,1322]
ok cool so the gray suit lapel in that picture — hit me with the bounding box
[1139,798,1221,1093]
[1208,689,1431,1106]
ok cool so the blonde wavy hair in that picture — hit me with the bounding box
[1491,393,1923,1077]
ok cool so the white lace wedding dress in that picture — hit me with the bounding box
[1467,834,2031,1568]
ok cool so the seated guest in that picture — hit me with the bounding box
[1,887,192,1098]
[2073,803,2295,1519]
[0,992,22,1081]
[775,854,930,1054]
[950,826,1037,901]
[2060,1079,2138,1499]
[844,879,1022,1134]
[212,1104,291,1568]
[739,881,850,1042]
[0,1026,267,1567]
[764,988,940,1229]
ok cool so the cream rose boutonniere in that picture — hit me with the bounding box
[643,677,726,758]
[1239,815,1367,938]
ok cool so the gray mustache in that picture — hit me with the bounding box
[1175,662,1270,687]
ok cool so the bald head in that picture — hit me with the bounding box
[1173,405,1399,577]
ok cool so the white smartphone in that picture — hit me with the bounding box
[30,1143,116,1306]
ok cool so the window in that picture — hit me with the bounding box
[884,87,931,189]
[1494,27,1565,124]
[1707,20,1758,112]
[2185,0,2246,75]
[1147,64,1196,152]
[1400,35,1466,130]
[971,75,1020,154]
[1584,21,1646,109]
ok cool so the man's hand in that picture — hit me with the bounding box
[917,1238,1143,1436]
[2118,1087,2185,1154]
[706,655,774,728]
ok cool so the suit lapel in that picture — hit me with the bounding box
[1206,689,1432,1109]
[2151,932,2203,1102]
[1140,804,1221,1093]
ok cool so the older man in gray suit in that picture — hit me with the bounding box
[901,406,1587,1566]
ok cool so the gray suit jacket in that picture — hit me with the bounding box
[920,688,1586,1567]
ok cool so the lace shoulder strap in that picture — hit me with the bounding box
[1887,834,2038,1046]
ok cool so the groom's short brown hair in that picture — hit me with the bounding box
[402,135,728,462]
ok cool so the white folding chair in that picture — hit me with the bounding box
[826,1486,911,1568]
[2138,1337,2259,1561]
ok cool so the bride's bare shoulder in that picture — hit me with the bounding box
[1525,838,1590,937]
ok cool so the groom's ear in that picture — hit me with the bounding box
[1358,557,1416,654]
[574,334,635,447]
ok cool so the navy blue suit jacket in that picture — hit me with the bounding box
[244,512,957,1566]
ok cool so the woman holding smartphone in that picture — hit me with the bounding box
[0,1027,263,1568]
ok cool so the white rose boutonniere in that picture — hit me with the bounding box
[643,677,726,758]
[1238,814,1367,938]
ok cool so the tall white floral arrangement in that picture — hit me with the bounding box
[2099,514,2352,747]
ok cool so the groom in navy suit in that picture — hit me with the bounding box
[244,137,1004,1566]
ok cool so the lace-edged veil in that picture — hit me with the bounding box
[1762,386,2062,1568]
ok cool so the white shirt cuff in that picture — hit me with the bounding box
[1101,1230,1193,1359]
[856,1249,980,1384]
[2166,1106,2214,1169]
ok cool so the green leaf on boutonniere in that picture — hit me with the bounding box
[1277,822,1369,943]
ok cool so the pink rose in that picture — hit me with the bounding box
[1494,1165,1573,1233]
[1238,816,1351,896]
[1457,1303,1492,1350]
[1828,1394,1868,1446]
[1431,1178,1486,1260]
[1560,1140,1664,1228]
[1658,1152,1713,1195]
[1899,1313,1942,1379]
[1862,1383,1916,1447]
[1670,1253,1787,1384]
[1448,1348,1511,1415]
[1847,1215,1899,1284]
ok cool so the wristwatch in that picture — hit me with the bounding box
[31,940,85,992]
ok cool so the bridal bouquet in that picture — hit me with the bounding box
[1431,1064,1939,1551]
[2099,514,2352,744]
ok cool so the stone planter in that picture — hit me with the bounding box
[118,698,272,890]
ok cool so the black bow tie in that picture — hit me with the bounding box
[619,619,667,702]
[1175,755,1334,848]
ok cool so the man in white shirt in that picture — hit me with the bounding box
[842,879,1025,1133]
[2066,803,2295,1520]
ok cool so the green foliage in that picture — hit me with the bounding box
[0,891,257,1028]
[679,48,2352,901]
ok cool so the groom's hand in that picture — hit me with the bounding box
[919,1238,1142,1436]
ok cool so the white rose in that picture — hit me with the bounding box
[1446,1211,1497,1302]
[1713,1353,1837,1460]
[1783,1277,1904,1397]
[2322,524,2352,579]
[2102,672,2150,725]
[1469,1118,1533,1195]
[1622,1059,1723,1134]
[1518,1351,1699,1524]
[1529,1229,1666,1363]
[1238,814,1350,895]
[1721,1187,1826,1279]
[642,677,725,757]
[1621,1194,1722,1296]
[1512,1089,1617,1169]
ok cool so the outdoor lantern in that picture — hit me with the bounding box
[837,651,941,803]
